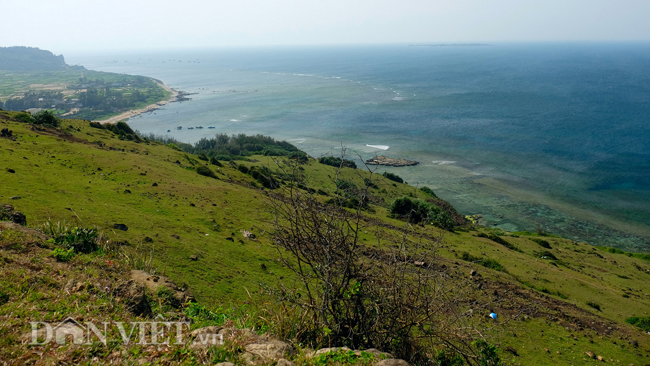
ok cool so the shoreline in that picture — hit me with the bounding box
[94,81,180,124]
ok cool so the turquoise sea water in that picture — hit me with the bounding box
[68,43,650,250]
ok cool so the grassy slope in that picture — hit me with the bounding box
[1,112,650,365]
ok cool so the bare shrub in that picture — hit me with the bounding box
[266,150,500,365]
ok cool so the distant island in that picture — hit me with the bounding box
[408,43,490,47]
[366,155,419,167]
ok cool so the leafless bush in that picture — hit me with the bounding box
[266,150,499,364]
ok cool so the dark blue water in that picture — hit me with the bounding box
[69,43,650,250]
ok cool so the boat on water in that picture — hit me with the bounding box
[188,127,194,130]
[208,126,216,129]
[167,130,171,132]
[196,126,204,129]
[176,126,182,130]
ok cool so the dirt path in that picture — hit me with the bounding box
[94,81,179,124]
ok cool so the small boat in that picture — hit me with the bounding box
[196,126,204,129]
[176,126,182,130]
[188,127,194,130]
[167,130,171,132]
[208,126,216,129]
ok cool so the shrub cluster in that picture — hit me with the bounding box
[477,232,521,252]
[318,156,357,169]
[626,316,650,332]
[142,132,307,160]
[196,165,218,179]
[382,171,403,183]
[389,196,454,230]
[461,252,508,273]
[419,186,437,197]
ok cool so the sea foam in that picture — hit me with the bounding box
[366,144,390,150]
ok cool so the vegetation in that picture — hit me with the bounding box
[419,186,437,197]
[389,196,454,230]
[143,133,308,161]
[461,252,508,273]
[626,316,650,332]
[318,156,357,169]
[382,171,404,183]
[0,110,649,365]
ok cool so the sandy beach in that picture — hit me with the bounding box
[95,81,179,124]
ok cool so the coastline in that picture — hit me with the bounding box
[94,81,179,124]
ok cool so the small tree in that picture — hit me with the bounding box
[33,110,60,127]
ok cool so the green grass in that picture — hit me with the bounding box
[1,111,650,364]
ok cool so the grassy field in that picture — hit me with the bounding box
[1,111,650,365]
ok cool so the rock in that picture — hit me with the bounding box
[544,348,549,353]
[597,355,604,361]
[470,270,477,277]
[113,280,152,317]
[190,255,198,261]
[190,326,224,338]
[6,169,15,173]
[313,347,352,357]
[113,223,128,231]
[215,363,236,366]
[130,270,195,306]
[11,211,26,225]
[365,156,419,167]
[375,359,410,366]
[586,351,595,358]
[414,261,426,267]
[241,352,266,365]
[354,349,394,359]
[276,359,295,366]
[9,196,20,200]
[245,340,294,359]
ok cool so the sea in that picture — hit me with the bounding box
[67,43,650,251]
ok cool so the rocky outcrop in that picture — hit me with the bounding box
[187,325,408,366]
[366,156,419,167]
[130,270,195,307]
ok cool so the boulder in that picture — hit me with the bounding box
[113,223,128,231]
[313,347,352,357]
[276,359,295,366]
[375,359,410,366]
[245,339,294,359]
[355,349,394,359]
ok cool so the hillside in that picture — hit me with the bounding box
[1,111,650,365]
[0,46,72,72]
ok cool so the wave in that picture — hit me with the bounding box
[431,160,456,165]
[366,144,390,150]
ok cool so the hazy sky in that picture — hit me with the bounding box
[3,0,650,53]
